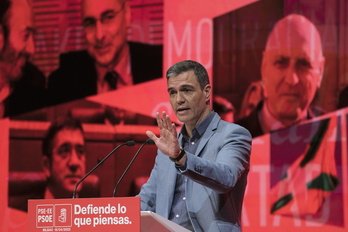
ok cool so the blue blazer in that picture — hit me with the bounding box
[137,113,252,232]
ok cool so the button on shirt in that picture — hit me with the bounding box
[169,111,215,231]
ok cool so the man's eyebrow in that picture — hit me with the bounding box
[167,84,194,92]
[297,57,310,62]
[274,55,288,59]
[82,10,116,23]
[26,27,36,33]
[83,16,94,24]
[58,142,71,148]
[101,9,116,18]
[296,57,312,67]
[180,84,194,89]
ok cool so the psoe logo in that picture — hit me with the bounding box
[36,204,72,228]
[36,204,54,228]
[55,204,72,227]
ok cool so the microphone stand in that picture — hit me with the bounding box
[72,140,135,198]
[112,139,154,197]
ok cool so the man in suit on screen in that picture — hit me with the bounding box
[236,14,325,138]
[47,0,162,106]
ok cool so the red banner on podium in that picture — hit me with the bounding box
[28,197,140,232]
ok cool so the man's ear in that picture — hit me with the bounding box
[42,156,51,179]
[204,84,211,103]
[317,57,325,87]
[260,51,268,98]
[124,0,131,28]
[0,26,4,51]
[260,51,267,83]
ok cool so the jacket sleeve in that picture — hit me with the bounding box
[136,153,160,212]
[178,123,252,193]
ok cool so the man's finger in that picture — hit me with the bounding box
[163,112,172,129]
[146,130,158,143]
[156,112,163,128]
[171,123,177,136]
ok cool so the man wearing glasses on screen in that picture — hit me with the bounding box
[47,0,162,106]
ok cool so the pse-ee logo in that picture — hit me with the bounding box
[36,204,72,228]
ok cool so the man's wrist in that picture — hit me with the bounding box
[169,148,185,162]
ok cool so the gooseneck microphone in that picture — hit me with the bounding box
[72,140,135,199]
[112,139,155,197]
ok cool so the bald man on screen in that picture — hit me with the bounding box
[236,14,325,138]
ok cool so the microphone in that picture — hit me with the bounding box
[72,140,135,198]
[112,138,155,197]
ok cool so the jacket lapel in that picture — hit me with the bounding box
[195,114,220,157]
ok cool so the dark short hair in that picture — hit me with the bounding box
[0,0,11,46]
[166,60,210,90]
[42,117,84,158]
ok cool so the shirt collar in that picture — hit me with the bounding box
[180,110,215,139]
[95,43,133,92]
[260,99,307,133]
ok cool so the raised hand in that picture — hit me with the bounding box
[146,111,181,158]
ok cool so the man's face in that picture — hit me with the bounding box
[45,128,86,196]
[82,0,129,67]
[0,0,35,80]
[167,71,211,128]
[261,19,324,124]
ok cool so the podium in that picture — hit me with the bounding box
[141,211,190,232]
[28,197,190,232]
